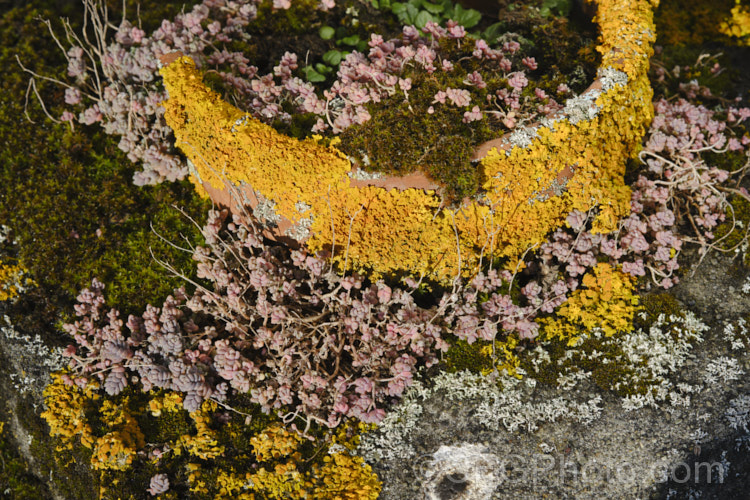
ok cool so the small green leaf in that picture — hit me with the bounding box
[303,66,326,82]
[458,9,481,28]
[322,50,343,66]
[356,40,369,52]
[541,0,572,16]
[405,3,420,22]
[391,2,407,15]
[319,26,335,40]
[482,22,504,43]
[421,1,443,14]
[370,0,379,8]
[415,10,434,29]
[315,63,332,74]
[340,34,361,46]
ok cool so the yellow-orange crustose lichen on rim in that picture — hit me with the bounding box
[159,0,659,282]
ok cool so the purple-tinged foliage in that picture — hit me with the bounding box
[63,209,450,429]
[60,81,750,422]
[183,208,450,428]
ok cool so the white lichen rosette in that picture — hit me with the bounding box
[417,443,505,499]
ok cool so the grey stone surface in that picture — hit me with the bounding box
[360,249,750,500]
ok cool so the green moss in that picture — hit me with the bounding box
[335,5,600,203]
[490,2,600,93]
[0,123,210,316]
[704,148,750,173]
[443,336,496,374]
[524,17,599,93]
[650,47,739,102]
[0,5,211,317]
[272,111,323,141]
[655,0,737,47]
[254,0,322,34]
[714,192,750,266]
[633,292,685,329]
[0,418,51,499]
[337,37,500,202]
[524,335,649,397]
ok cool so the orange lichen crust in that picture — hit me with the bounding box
[159,56,351,219]
[159,0,658,281]
[90,399,145,471]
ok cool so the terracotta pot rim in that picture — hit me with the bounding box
[159,49,615,199]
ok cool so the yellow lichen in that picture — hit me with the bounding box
[479,334,523,378]
[178,399,225,460]
[41,376,147,472]
[89,399,145,471]
[250,425,303,463]
[41,373,97,452]
[302,421,381,500]
[720,0,750,43]
[539,263,640,345]
[306,452,381,500]
[249,462,306,500]
[244,422,381,500]
[329,420,376,452]
[148,391,183,417]
[159,0,657,282]
[246,424,305,498]
[90,431,140,471]
[187,463,210,495]
[215,469,256,499]
[0,258,34,301]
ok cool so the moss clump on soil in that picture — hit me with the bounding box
[649,48,739,103]
[338,79,492,202]
[522,331,648,397]
[254,0,327,34]
[333,34,507,203]
[633,292,685,328]
[491,1,600,94]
